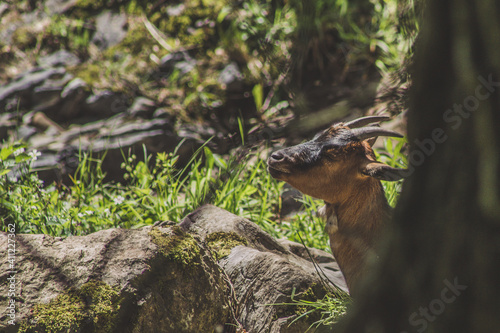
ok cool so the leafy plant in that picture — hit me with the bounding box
[375,137,408,207]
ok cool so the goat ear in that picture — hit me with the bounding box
[362,162,407,181]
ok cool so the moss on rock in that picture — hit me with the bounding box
[11,26,38,49]
[19,281,121,333]
[205,231,248,260]
[149,226,201,266]
[132,226,232,332]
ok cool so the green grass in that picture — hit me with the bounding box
[0,137,406,240]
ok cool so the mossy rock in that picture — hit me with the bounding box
[149,225,201,266]
[11,26,39,49]
[205,231,248,261]
[133,226,232,332]
[8,226,233,333]
[18,281,121,333]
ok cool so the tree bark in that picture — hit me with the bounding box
[336,0,500,332]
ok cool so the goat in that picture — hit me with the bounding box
[267,116,406,293]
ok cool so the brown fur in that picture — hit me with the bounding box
[268,122,400,293]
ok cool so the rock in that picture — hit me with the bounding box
[166,3,186,16]
[91,11,128,50]
[127,97,156,118]
[83,90,128,119]
[14,125,37,142]
[30,111,64,134]
[37,50,80,68]
[0,67,66,111]
[0,226,231,332]
[181,205,348,332]
[32,71,74,111]
[0,63,90,122]
[159,51,196,78]
[0,205,347,332]
[27,114,180,184]
[58,78,90,119]
[0,113,17,141]
[280,184,305,217]
[0,3,8,17]
[44,0,79,15]
[218,62,245,92]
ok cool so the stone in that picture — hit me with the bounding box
[0,226,231,332]
[0,113,17,141]
[83,90,128,119]
[218,62,245,92]
[37,50,80,68]
[58,78,90,120]
[32,72,74,112]
[159,51,196,78]
[28,115,180,184]
[166,3,186,16]
[0,67,66,110]
[280,184,305,217]
[44,0,79,15]
[0,205,348,332]
[127,97,156,118]
[180,205,348,332]
[91,11,128,50]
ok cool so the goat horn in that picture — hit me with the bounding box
[345,116,390,128]
[350,126,403,141]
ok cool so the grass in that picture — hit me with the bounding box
[0,136,406,240]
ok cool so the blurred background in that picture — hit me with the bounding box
[0,0,416,181]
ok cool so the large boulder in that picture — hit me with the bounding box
[0,205,347,332]
[181,205,347,333]
[0,225,231,333]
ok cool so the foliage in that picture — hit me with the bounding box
[0,137,405,241]
[290,289,351,330]
[0,142,278,237]
[3,0,416,120]
[375,137,408,207]
[271,284,351,331]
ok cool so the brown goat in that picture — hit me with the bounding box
[267,116,406,293]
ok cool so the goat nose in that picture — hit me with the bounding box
[270,151,285,161]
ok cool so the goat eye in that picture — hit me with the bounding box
[321,147,339,160]
[321,144,340,153]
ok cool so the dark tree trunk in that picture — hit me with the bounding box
[336,0,500,332]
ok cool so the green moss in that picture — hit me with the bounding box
[19,281,121,333]
[205,231,248,260]
[149,226,201,266]
[75,0,105,10]
[45,15,92,52]
[105,24,157,57]
[70,63,102,87]
[150,3,220,48]
[273,284,326,326]
[11,26,38,49]
[293,286,320,318]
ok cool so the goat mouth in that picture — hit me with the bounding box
[267,165,291,176]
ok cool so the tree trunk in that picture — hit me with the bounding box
[336,0,500,332]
